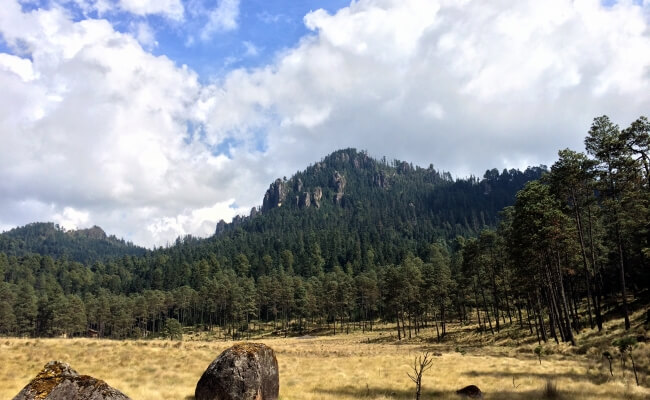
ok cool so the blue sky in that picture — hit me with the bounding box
[5,0,351,80]
[1,0,649,246]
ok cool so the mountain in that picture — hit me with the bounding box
[0,149,544,278]
[0,222,147,263]
[163,148,546,278]
[0,148,548,339]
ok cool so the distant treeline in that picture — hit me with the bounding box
[0,117,648,342]
[0,223,146,264]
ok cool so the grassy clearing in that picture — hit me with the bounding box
[1,311,648,400]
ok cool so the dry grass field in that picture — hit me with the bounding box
[1,312,648,400]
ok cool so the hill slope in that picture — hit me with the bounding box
[0,222,147,263]
[163,148,545,278]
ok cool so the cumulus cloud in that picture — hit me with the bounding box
[53,207,90,230]
[0,0,268,246]
[1,0,649,247]
[201,0,650,178]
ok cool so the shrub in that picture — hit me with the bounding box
[164,318,183,341]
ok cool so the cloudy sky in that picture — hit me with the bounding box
[0,0,649,247]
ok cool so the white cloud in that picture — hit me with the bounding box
[199,0,650,178]
[145,199,248,246]
[201,0,240,40]
[0,53,37,81]
[131,20,157,48]
[1,0,650,247]
[53,207,89,230]
[118,0,184,20]
[0,0,268,247]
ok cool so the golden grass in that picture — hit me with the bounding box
[0,312,647,400]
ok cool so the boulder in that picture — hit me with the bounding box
[456,385,483,399]
[195,343,279,400]
[13,361,130,400]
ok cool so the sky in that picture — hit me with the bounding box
[0,0,649,248]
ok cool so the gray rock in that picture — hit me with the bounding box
[195,343,279,400]
[313,187,322,208]
[332,171,346,204]
[299,192,311,208]
[262,179,288,212]
[215,220,227,235]
[13,361,130,400]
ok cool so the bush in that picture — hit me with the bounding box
[534,345,544,364]
[164,318,183,341]
[542,380,560,399]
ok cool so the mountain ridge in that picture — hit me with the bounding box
[0,222,147,263]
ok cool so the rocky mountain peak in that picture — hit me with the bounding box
[262,178,288,212]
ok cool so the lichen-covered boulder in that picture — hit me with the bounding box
[195,343,279,400]
[13,361,130,400]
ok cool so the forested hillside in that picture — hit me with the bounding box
[0,116,647,344]
[0,222,147,263]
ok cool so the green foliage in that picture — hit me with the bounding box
[1,117,648,343]
[164,318,183,341]
[0,222,146,264]
[612,336,637,352]
[0,282,16,335]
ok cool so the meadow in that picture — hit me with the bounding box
[1,313,648,400]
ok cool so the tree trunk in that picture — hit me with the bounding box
[615,226,631,330]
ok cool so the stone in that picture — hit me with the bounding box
[13,361,130,400]
[374,171,390,189]
[262,179,288,212]
[313,187,323,208]
[195,343,279,400]
[215,220,227,235]
[299,192,311,208]
[332,171,346,205]
[456,385,483,399]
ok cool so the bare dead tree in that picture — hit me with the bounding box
[407,352,434,400]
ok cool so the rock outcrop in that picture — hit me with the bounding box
[215,220,227,235]
[262,179,288,212]
[299,192,311,208]
[195,343,279,400]
[332,171,346,205]
[455,385,483,399]
[374,171,390,189]
[250,207,259,218]
[13,361,130,400]
[312,187,322,208]
[294,178,303,193]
